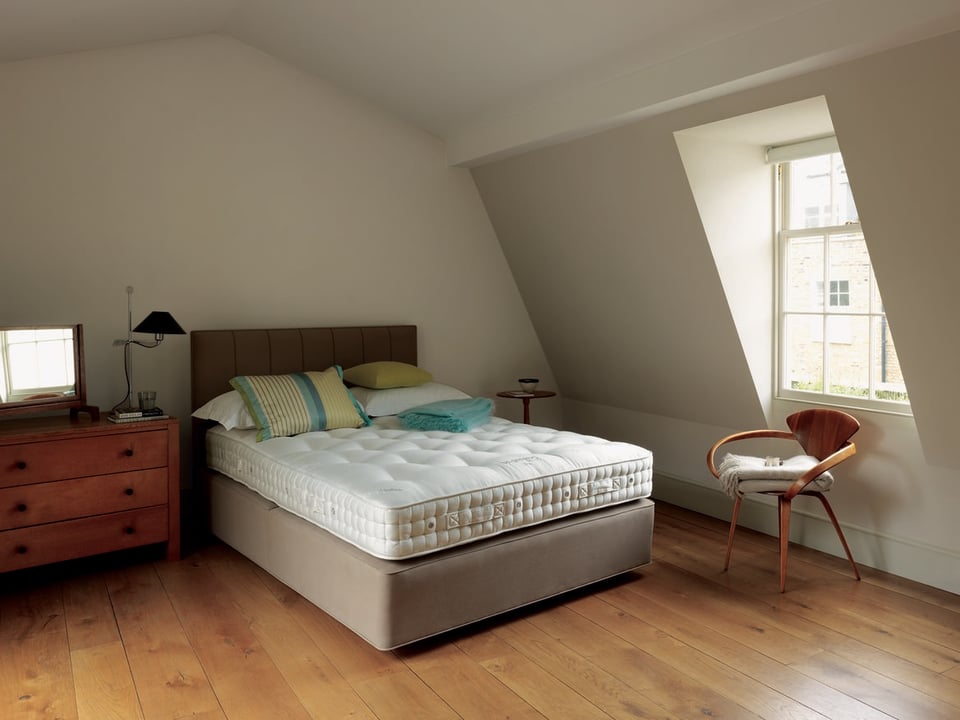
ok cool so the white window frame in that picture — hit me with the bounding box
[774,144,910,413]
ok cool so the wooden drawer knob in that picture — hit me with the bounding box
[15,545,27,555]
[15,461,27,470]
[123,448,134,457]
[124,526,135,535]
[16,503,27,513]
[124,488,135,496]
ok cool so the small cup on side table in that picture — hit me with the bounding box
[518,377,539,393]
[138,390,157,411]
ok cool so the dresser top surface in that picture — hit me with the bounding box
[0,414,178,444]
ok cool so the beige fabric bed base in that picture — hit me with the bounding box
[209,472,654,650]
[192,325,655,650]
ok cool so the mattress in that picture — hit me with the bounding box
[206,417,653,560]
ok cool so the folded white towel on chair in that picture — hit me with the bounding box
[717,453,834,499]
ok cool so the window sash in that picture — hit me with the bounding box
[777,157,909,412]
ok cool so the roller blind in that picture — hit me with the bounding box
[766,135,839,163]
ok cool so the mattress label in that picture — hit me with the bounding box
[445,502,506,530]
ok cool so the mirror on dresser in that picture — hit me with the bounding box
[0,324,98,419]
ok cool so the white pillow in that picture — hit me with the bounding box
[192,390,256,430]
[349,382,470,417]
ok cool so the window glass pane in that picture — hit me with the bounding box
[783,314,823,393]
[871,272,884,314]
[873,316,908,402]
[784,236,824,312]
[826,315,870,397]
[835,154,858,224]
[828,232,870,313]
[788,155,831,229]
[786,153,858,229]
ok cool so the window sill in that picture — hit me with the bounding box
[775,391,913,418]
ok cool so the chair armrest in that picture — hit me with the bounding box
[706,429,796,478]
[783,442,857,499]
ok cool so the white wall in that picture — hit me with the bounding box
[0,35,561,472]
[673,131,775,419]
[564,399,960,593]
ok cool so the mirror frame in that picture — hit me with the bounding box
[0,323,96,419]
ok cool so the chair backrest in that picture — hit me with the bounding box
[786,409,860,460]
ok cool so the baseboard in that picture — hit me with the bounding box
[652,472,960,595]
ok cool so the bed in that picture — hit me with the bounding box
[191,325,654,649]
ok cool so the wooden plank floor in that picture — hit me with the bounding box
[3,502,959,719]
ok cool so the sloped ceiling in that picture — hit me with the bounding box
[3,0,960,165]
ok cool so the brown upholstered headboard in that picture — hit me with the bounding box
[190,325,417,410]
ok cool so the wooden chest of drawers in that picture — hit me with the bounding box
[0,414,179,572]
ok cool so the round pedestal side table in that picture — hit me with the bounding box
[496,390,557,424]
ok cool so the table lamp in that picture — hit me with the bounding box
[114,307,185,412]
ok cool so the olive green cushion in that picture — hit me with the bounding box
[342,361,432,389]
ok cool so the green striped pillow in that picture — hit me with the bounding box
[229,366,370,442]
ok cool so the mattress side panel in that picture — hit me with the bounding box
[206,421,653,559]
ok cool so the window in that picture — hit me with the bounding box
[776,146,909,409]
[829,280,849,307]
[815,280,850,308]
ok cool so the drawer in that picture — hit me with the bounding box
[0,430,168,488]
[0,506,168,572]
[0,468,168,530]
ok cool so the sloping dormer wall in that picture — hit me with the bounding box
[472,31,960,592]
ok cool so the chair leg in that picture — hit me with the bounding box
[724,495,742,571]
[778,496,791,593]
[811,492,861,581]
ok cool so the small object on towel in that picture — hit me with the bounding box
[398,397,493,433]
[764,456,782,467]
[717,453,834,498]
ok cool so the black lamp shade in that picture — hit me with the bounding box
[132,311,185,336]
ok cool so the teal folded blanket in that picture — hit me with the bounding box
[398,397,493,432]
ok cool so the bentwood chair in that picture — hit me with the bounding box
[706,408,860,592]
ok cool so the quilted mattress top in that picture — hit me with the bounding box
[206,417,653,559]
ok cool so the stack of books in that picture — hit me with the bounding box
[107,407,169,424]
